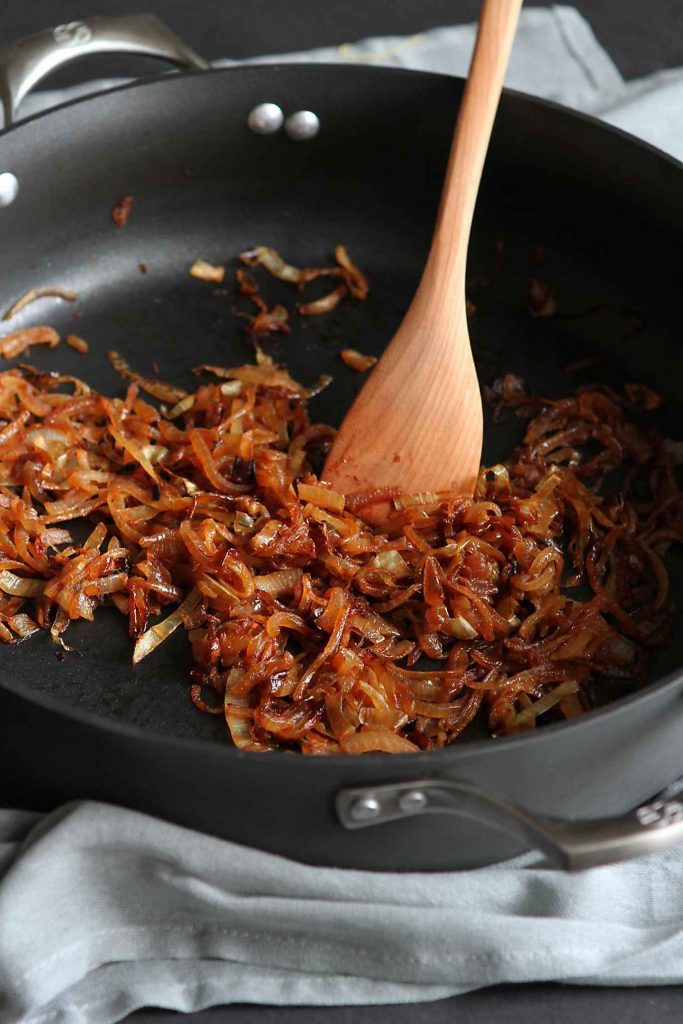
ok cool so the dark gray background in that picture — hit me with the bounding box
[1,0,683,80]
[1,1,682,1021]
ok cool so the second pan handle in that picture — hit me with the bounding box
[336,776,683,870]
[0,14,209,128]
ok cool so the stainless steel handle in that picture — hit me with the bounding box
[0,14,209,128]
[336,776,683,870]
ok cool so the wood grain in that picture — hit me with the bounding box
[324,0,523,518]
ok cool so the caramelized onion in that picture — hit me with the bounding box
[132,588,202,664]
[66,334,89,354]
[298,482,345,512]
[108,350,187,404]
[189,259,225,283]
[111,195,133,228]
[0,286,679,754]
[0,570,45,598]
[3,287,77,322]
[298,283,347,316]
[340,731,419,754]
[340,348,377,372]
[0,327,60,360]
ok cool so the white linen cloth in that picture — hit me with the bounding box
[3,802,683,1024]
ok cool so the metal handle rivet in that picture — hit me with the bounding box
[0,173,19,208]
[398,789,428,814]
[284,110,320,141]
[247,102,284,135]
[349,795,381,822]
[53,21,93,46]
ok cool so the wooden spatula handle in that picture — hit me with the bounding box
[428,0,523,291]
[323,0,523,510]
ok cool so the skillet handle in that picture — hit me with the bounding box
[0,14,209,128]
[336,777,683,870]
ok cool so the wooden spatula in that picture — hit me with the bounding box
[324,0,524,519]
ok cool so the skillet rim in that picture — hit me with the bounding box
[1,60,682,768]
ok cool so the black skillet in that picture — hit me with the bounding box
[2,14,683,871]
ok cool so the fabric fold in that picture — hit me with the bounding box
[3,802,683,1023]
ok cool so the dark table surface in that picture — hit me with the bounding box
[1,1,682,1022]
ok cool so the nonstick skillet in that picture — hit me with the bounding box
[2,14,683,871]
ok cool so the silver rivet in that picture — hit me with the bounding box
[397,789,428,814]
[0,172,19,208]
[247,102,284,135]
[349,795,381,822]
[284,110,320,141]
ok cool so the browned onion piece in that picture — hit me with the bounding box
[334,245,370,300]
[3,287,77,322]
[528,278,558,318]
[298,283,347,317]
[625,383,661,411]
[66,334,89,354]
[189,259,225,283]
[0,570,45,597]
[340,348,377,372]
[108,350,187,404]
[111,195,133,228]
[340,731,419,754]
[239,247,304,284]
[133,588,202,664]
[0,327,60,359]
[297,482,345,512]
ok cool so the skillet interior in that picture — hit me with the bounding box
[1,63,683,748]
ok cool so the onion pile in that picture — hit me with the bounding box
[0,348,680,753]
